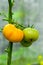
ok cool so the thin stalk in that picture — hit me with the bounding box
[7,0,13,65]
[7,42,13,65]
[8,0,12,23]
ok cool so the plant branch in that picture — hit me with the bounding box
[13,21,26,28]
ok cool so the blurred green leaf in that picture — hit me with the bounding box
[31,24,35,28]
[13,11,25,21]
[2,18,8,21]
[0,48,40,65]
[0,27,2,32]
[0,12,1,15]
[0,10,8,18]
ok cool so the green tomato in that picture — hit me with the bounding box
[23,28,39,42]
[21,39,32,47]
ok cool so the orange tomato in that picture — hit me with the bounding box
[16,29,24,42]
[2,24,24,42]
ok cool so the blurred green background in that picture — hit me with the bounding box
[0,0,43,65]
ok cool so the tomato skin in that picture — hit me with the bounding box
[2,24,24,42]
[17,29,24,42]
[2,24,16,41]
[23,28,39,42]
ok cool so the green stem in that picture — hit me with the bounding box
[7,0,13,65]
[13,22,26,28]
[8,0,12,23]
[7,42,13,65]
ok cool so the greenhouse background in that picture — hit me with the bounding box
[0,0,43,65]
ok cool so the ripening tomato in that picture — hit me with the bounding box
[23,28,39,42]
[2,24,24,42]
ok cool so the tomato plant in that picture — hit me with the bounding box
[0,0,39,65]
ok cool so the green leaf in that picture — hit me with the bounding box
[2,18,8,21]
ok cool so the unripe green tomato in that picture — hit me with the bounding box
[21,39,32,47]
[23,28,39,42]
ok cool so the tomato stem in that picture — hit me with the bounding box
[7,0,13,65]
[8,0,12,23]
[7,42,13,65]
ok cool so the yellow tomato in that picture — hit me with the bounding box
[2,24,24,42]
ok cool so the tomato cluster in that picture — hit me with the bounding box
[2,24,39,47]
